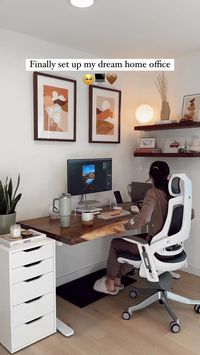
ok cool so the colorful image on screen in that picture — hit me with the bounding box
[82,164,95,192]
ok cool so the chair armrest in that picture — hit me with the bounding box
[123,236,159,283]
[122,236,148,246]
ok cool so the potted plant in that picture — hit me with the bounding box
[0,175,22,235]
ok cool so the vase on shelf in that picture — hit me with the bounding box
[160,100,170,121]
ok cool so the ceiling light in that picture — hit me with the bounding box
[70,0,94,8]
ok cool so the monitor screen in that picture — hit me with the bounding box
[67,158,112,196]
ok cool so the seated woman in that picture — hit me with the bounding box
[94,160,170,295]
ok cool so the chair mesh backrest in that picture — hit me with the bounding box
[168,205,183,236]
[168,177,183,236]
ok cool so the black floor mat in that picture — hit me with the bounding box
[56,268,135,308]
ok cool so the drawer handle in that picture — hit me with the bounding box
[25,296,42,304]
[23,261,42,268]
[24,275,42,282]
[25,316,43,325]
[23,246,42,252]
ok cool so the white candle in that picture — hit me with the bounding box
[10,224,21,238]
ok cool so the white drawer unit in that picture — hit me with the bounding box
[12,272,54,306]
[11,257,54,284]
[10,243,54,268]
[13,312,55,351]
[13,293,54,327]
[0,238,56,353]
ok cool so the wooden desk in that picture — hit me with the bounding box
[19,204,133,245]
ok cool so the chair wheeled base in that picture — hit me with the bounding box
[122,286,200,333]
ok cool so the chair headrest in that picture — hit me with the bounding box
[170,176,181,195]
[168,173,191,197]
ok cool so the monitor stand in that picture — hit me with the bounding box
[76,198,101,213]
[79,195,100,206]
[79,199,99,205]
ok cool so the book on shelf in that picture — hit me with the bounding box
[154,120,177,125]
[134,148,162,153]
[0,229,46,248]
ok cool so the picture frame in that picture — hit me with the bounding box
[33,72,76,141]
[139,137,155,148]
[89,85,121,143]
[164,137,186,153]
[182,93,200,122]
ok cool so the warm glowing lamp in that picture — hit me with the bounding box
[135,104,154,124]
[70,0,94,7]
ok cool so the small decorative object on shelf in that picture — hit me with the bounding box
[156,72,170,121]
[164,137,186,153]
[177,146,190,153]
[135,137,161,155]
[139,137,155,148]
[189,138,200,152]
[181,93,200,122]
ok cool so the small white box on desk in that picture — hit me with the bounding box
[0,237,56,353]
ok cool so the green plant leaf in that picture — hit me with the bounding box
[13,174,20,201]
[8,178,12,201]
[4,187,11,214]
[0,181,7,214]
[0,175,21,215]
[10,193,22,213]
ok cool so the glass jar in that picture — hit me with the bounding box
[10,224,21,238]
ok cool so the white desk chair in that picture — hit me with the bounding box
[118,174,200,333]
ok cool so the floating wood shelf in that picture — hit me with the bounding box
[134,122,200,131]
[134,152,200,157]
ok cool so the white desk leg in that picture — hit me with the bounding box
[57,318,74,337]
[56,242,74,337]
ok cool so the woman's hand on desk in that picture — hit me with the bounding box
[111,220,128,233]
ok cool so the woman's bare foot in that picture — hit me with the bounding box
[114,277,123,288]
[106,277,117,292]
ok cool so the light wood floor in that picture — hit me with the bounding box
[1,271,200,355]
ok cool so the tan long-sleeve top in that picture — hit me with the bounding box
[124,188,169,240]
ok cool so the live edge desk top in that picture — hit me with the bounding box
[19,203,133,246]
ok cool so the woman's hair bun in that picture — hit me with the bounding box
[149,161,170,193]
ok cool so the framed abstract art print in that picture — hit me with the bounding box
[33,72,76,141]
[182,93,200,122]
[89,85,121,143]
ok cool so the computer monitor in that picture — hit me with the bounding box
[67,158,112,196]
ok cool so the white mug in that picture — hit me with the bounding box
[81,212,94,226]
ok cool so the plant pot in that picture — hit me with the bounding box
[0,213,16,235]
[160,101,170,120]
